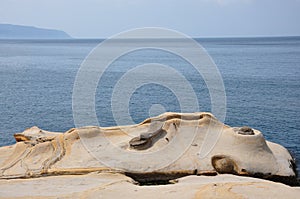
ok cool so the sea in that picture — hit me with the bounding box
[0,37,299,176]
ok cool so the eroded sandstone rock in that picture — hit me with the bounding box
[0,173,299,199]
[0,112,297,186]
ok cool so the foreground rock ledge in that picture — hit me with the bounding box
[0,112,299,198]
[0,173,299,199]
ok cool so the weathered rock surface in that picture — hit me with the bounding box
[0,173,299,199]
[0,112,297,182]
[0,112,298,198]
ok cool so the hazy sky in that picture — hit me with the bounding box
[0,0,299,38]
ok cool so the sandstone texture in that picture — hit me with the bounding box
[0,173,299,199]
[0,112,299,198]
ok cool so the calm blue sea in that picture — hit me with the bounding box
[0,37,299,175]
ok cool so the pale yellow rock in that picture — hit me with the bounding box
[0,112,297,184]
[0,112,299,198]
[0,173,299,199]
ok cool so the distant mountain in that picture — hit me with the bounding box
[0,24,71,39]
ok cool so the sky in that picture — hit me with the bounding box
[0,0,300,38]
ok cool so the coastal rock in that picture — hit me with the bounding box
[0,173,299,199]
[0,112,297,186]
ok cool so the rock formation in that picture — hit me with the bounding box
[0,112,299,198]
[1,173,299,199]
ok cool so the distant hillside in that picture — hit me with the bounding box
[0,24,71,39]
